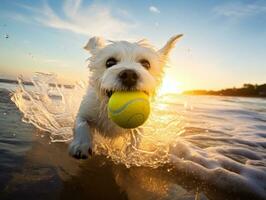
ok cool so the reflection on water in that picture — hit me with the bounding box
[0,74,266,200]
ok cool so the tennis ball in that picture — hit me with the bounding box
[108,91,150,129]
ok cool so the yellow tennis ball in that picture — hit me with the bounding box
[108,91,150,129]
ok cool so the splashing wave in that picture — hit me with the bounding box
[11,73,266,199]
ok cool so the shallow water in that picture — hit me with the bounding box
[0,76,266,200]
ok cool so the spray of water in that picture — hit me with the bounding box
[11,73,266,199]
[11,72,185,168]
[11,72,86,142]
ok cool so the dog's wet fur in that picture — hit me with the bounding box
[69,35,183,159]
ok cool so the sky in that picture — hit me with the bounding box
[0,0,265,92]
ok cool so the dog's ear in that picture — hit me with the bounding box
[158,34,183,57]
[84,37,105,54]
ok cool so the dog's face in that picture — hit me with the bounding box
[84,35,182,99]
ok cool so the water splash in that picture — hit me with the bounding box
[11,72,185,168]
[93,112,185,168]
[11,72,86,142]
[10,73,266,198]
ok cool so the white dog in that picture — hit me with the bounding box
[69,34,183,159]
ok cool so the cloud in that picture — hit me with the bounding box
[15,0,135,39]
[149,6,160,14]
[213,2,266,18]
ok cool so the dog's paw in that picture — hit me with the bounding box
[68,140,92,159]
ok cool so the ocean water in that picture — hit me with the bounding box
[0,74,265,200]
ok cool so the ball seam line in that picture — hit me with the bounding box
[108,98,148,114]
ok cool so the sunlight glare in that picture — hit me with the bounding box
[158,76,183,95]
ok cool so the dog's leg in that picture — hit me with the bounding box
[68,116,92,159]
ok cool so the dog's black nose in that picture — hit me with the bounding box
[119,69,138,88]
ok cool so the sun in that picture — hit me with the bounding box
[158,76,183,95]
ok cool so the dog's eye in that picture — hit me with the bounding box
[106,58,117,68]
[139,59,150,69]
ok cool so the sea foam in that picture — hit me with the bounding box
[11,73,266,199]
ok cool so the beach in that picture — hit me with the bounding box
[0,83,265,200]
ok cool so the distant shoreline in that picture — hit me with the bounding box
[183,83,266,98]
[0,78,74,89]
[1,78,265,98]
